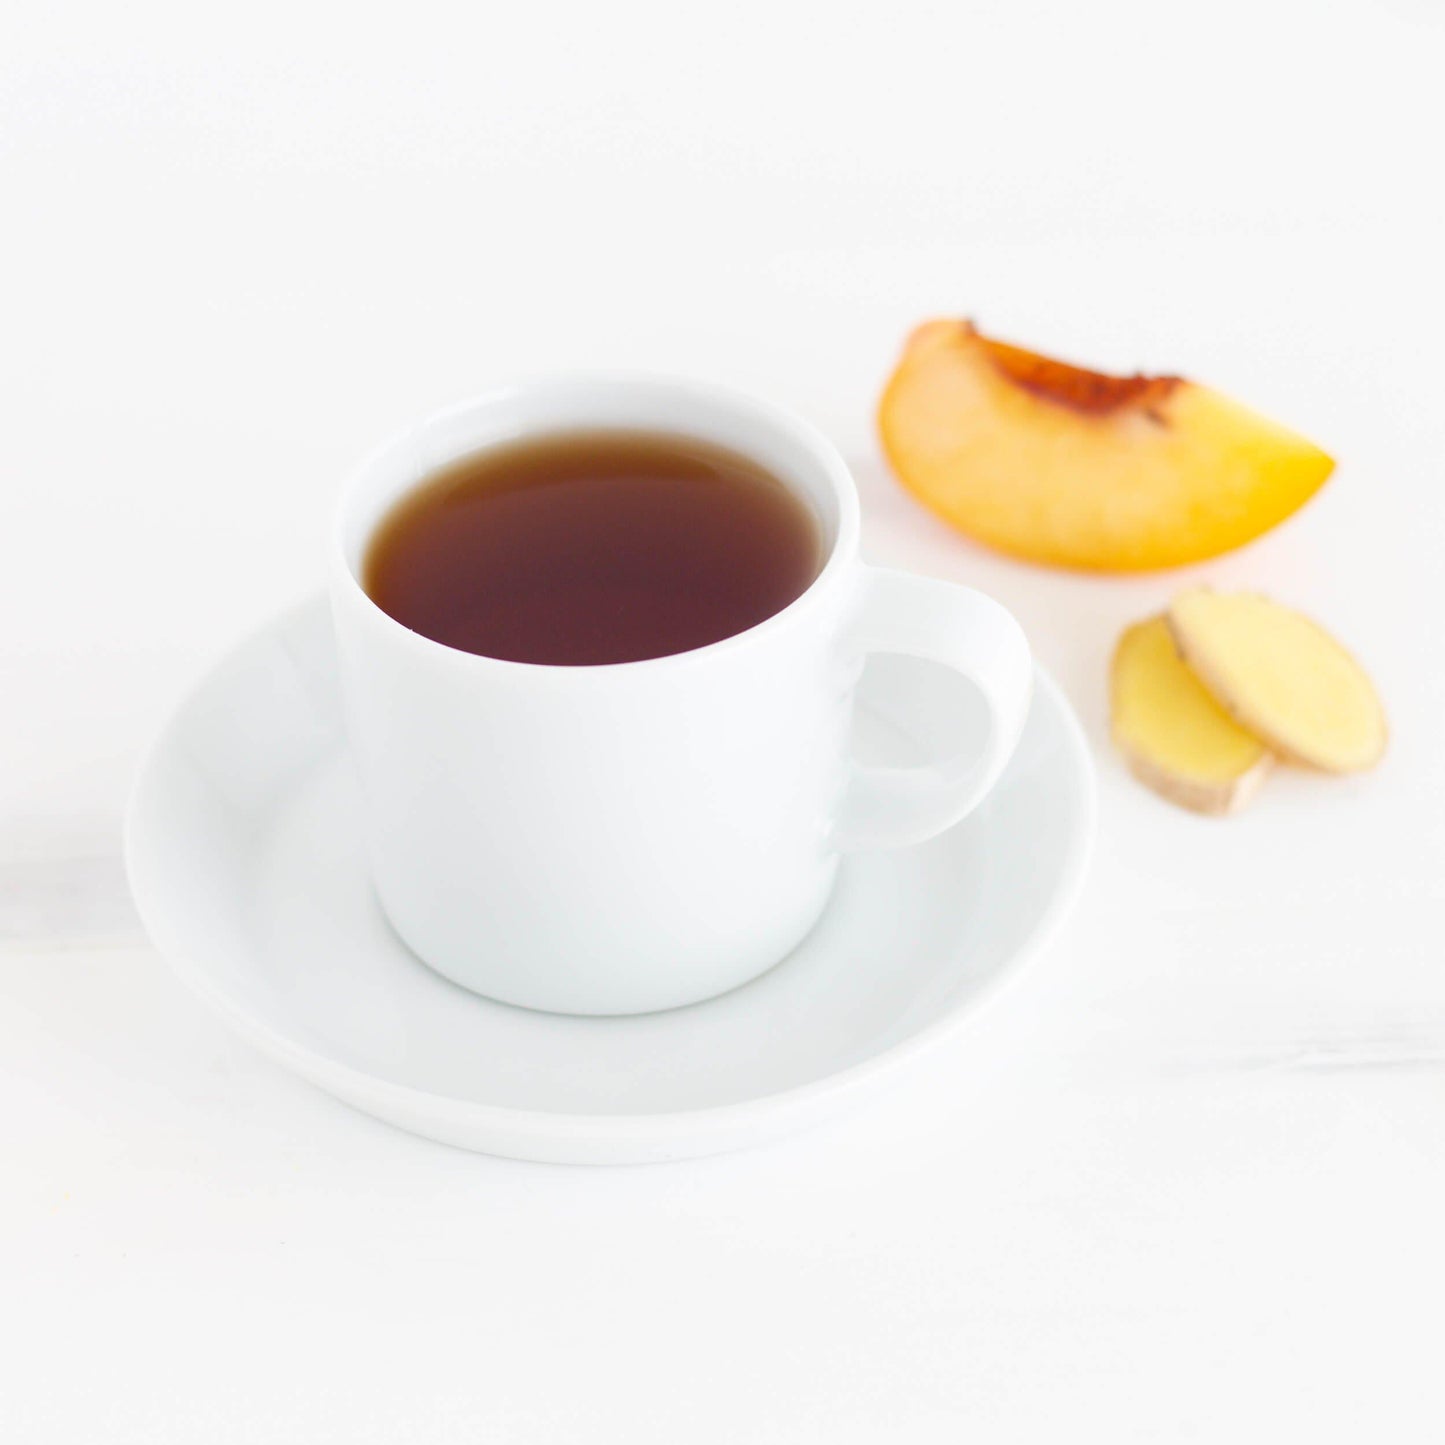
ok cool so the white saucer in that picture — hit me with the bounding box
[126,597,1095,1164]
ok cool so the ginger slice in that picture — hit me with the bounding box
[1168,590,1387,774]
[1111,616,1274,814]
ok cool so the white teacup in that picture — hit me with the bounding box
[331,376,1032,1015]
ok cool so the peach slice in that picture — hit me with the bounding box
[878,321,1335,571]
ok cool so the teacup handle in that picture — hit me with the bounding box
[831,567,1033,852]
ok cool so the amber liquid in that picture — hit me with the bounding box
[363,430,824,666]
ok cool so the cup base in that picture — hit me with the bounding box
[373,868,841,1018]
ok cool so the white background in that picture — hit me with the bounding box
[5,0,1445,1439]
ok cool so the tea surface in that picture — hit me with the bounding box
[364,430,823,665]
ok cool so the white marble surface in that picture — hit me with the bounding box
[4,0,1444,1439]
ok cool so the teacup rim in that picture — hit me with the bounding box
[330,370,863,675]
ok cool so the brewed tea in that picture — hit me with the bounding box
[364,430,823,666]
